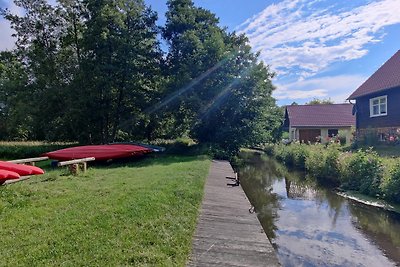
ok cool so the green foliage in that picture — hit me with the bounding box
[162,0,281,153]
[1,0,282,157]
[1,0,163,143]
[380,162,400,202]
[290,143,310,169]
[0,141,75,159]
[305,98,334,105]
[281,131,289,139]
[305,144,340,185]
[340,149,383,196]
[150,138,234,159]
[77,0,164,143]
[0,155,210,266]
[262,143,275,156]
[0,51,29,140]
[154,138,207,156]
[272,143,310,169]
[273,144,293,165]
[270,144,399,200]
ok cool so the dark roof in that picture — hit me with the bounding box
[286,104,355,127]
[348,50,400,100]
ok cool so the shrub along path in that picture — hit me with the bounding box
[187,160,280,266]
[0,155,210,266]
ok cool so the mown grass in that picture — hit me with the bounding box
[0,155,210,266]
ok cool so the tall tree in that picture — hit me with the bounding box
[191,34,282,153]
[161,0,227,136]
[1,0,71,140]
[162,0,281,152]
[0,51,29,139]
[78,0,163,143]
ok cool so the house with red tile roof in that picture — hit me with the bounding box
[283,104,355,144]
[348,50,400,142]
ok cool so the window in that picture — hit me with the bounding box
[370,95,387,117]
[328,129,338,137]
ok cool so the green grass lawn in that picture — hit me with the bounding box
[0,155,210,266]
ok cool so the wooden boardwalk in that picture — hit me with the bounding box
[187,160,280,267]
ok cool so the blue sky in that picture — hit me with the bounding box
[1,0,400,106]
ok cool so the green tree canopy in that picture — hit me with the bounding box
[1,0,163,143]
[306,98,334,105]
[1,0,282,154]
[161,0,281,153]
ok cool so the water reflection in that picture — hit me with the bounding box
[238,152,400,267]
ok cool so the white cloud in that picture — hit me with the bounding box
[273,74,367,102]
[237,0,400,79]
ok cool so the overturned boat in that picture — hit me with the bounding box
[43,143,161,161]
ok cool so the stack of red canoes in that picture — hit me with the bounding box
[0,161,45,183]
[43,144,154,161]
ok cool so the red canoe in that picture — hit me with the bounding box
[0,169,20,183]
[0,161,44,176]
[43,144,153,161]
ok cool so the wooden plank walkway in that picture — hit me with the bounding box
[187,160,280,267]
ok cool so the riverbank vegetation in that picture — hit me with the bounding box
[0,154,210,266]
[262,143,400,204]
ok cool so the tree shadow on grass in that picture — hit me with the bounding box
[26,143,211,172]
[90,153,210,170]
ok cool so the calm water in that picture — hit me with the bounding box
[238,152,400,267]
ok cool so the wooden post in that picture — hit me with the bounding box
[57,157,95,175]
[68,164,79,175]
[81,162,87,173]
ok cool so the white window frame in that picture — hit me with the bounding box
[369,95,387,117]
[378,133,386,142]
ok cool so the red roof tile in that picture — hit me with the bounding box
[348,50,400,99]
[286,104,355,127]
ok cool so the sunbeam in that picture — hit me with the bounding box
[194,62,255,126]
[145,48,242,114]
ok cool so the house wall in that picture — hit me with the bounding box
[356,87,400,129]
[289,127,352,144]
[299,129,321,143]
[357,127,400,142]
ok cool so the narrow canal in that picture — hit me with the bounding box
[238,151,400,267]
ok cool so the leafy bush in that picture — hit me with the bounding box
[262,143,275,156]
[153,138,237,159]
[272,142,309,169]
[258,142,400,203]
[380,161,400,202]
[305,144,340,185]
[290,143,309,169]
[339,148,383,197]
[273,144,292,165]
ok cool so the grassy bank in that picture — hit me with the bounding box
[262,143,400,204]
[0,141,76,160]
[0,155,210,266]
